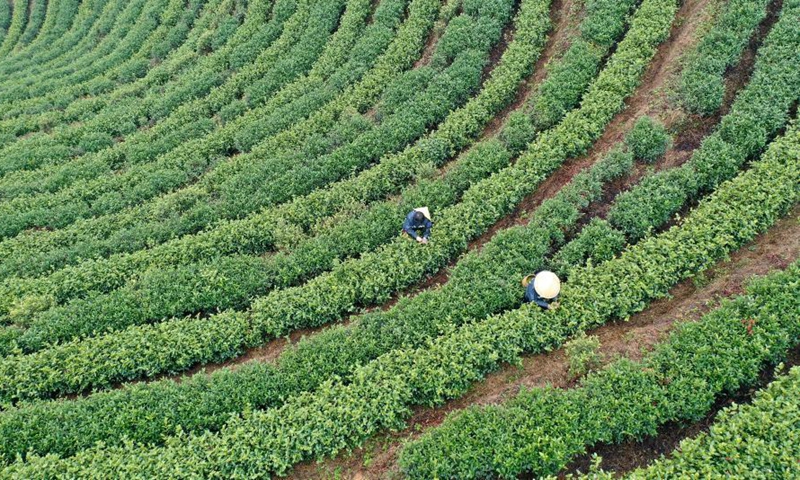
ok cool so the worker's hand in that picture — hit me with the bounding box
[420,238,429,245]
[416,237,424,243]
[549,301,560,310]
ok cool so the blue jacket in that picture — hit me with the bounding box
[525,278,556,309]
[402,210,432,240]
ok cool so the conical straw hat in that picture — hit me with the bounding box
[533,271,561,299]
[521,274,536,288]
[414,207,431,221]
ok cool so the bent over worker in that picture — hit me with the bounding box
[402,207,433,244]
[522,271,561,309]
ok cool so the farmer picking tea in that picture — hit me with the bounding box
[522,270,561,309]
[402,207,433,244]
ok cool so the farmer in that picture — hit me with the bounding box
[402,207,433,244]
[522,270,561,309]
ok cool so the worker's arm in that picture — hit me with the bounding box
[402,215,421,240]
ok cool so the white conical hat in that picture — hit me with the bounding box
[533,271,561,299]
[414,207,431,220]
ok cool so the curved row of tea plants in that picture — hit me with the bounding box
[0,0,211,130]
[0,0,92,76]
[0,0,443,315]
[0,120,629,462]
[401,254,800,479]
[0,0,352,237]
[0,0,186,91]
[13,0,47,50]
[0,0,632,356]
[608,0,800,241]
[0,0,303,182]
[0,0,30,56]
[505,0,637,142]
[10,30,800,477]
[0,0,136,90]
[0,1,11,45]
[0,0,117,79]
[0,0,673,401]
[0,0,507,286]
[0,0,293,179]
[6,0,68,58]
[0,0,619,308]
[615,365,800,479]
[0,0,622,278]
[0,0,436,234]
[679,0,770,115]
[0,0,260,135]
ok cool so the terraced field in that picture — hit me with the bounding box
[0,0,797,478]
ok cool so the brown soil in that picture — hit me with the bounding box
[284,0,793,473]
[144,0,590,382]
[287,205,800,480]
[481,0,582,138]
[718,0,784,118]
[562,346,800,478]
[141,0,716,391]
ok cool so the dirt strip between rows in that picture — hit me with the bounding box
[285,0,797,470]
[289,207,799,480]
[133,0,583,385]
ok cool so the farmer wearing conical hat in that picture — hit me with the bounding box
[522,271,561,309]
[402,207,433,244]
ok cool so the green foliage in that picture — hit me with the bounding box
[0,0,515,318]
[609,0,800,240]
[565,332,602,378]
[0,0,679,475]
[0,0,162,101]
[0,0,348,240]
[0,0,632,320]
[0,0,104,80]
[0,132,625,462]
[527,0,637,132]
[0,0,544,402]
[580,0,636,46]
[6,294,54,326]
[0,0,425,285]
[377,66,435,117]
[75,131,115,153]
[398,118,800,480]
[15,0,48,48]
[679,0,770,115]
[500,110,536,153]
[19,10,800,472]
[0,0,10,42]
[0,0,284,173]
[552,218,627,276]
[625,116,671,163]
[4,0,797,475]
[621,366,800,478]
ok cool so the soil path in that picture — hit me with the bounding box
[288,205,799,480]
[283,0,793,462]
[377,0,720,305]
[561,346,800,477]
[133,0,583,385]
[131,0,717,388]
